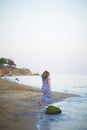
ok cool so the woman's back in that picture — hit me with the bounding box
[42,77,50,86]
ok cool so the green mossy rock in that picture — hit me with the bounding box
[46,105,62,114]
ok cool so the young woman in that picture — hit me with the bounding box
[39,71,52,106]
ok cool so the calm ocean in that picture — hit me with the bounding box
[3,75,87,130]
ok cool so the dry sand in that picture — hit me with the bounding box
[0,78,77,130]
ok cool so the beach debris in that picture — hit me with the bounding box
[46,105,62,114]
[15,78,19,81]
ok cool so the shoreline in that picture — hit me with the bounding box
[0,78,78,130]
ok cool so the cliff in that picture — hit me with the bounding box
[0,66,39,76]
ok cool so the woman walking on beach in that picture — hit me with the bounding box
[39,71,52,106]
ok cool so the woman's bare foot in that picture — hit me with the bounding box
[48,104,51,107]
[39,101,42,106]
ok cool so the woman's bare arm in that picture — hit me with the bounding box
[48,79,51,90]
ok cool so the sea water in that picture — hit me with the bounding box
[2,75,87,130]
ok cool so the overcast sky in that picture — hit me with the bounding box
[0,0,87,75]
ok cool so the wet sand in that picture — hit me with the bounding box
[0,78,77,130]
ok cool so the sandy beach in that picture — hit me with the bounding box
[0,78,77,130]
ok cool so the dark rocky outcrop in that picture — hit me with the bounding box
[0,66,39,76]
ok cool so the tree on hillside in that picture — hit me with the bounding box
[0,57,16,67]
[7,59,16,66]
[0,58,7,65]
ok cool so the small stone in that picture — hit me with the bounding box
[46,105,62,114]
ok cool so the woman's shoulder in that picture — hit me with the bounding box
[43,77,50,81]
[47,77,50,80]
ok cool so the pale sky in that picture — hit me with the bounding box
[0,0,87,75]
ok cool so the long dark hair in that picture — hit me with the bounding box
[41,71,50,79]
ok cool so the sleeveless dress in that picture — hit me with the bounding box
[41,77,52,105]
